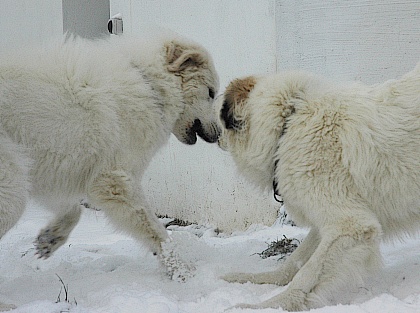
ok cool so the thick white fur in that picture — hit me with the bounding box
[0,33,219,272]
[219,63,420,311]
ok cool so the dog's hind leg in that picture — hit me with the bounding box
[234,210,382,311]
[0,138,29,240]
[35,204,81,259]
[0,139,29,310]
[88,170,169,255]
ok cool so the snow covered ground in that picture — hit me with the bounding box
[0,202,419,313]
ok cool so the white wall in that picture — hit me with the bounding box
[0,0,63,52]
[275,1,420,84]
[62,0,110,39]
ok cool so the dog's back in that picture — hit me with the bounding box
[0,37,159,198]
[339,63,420,239]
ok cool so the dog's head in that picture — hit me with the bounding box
[216,76,257,151]
[220,76,257,129]
[165,40,220,145]
[216,74,299,189]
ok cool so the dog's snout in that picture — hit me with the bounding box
[192,119,202,131]
[193,119,220,143]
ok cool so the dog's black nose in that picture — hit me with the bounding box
[193,119,220,143]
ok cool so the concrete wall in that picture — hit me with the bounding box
[0,0,110,52]
[275,1,420,83]
[62,0,110,39]
[0,0,63,52]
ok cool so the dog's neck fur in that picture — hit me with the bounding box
[127,41,186,133]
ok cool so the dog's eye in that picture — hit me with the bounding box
[208,88,215,99]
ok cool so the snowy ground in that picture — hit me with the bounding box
[0,202,419,313]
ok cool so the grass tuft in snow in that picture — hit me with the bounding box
[161,216,192,228]
[257,235,300,260]
[55,274,77,309]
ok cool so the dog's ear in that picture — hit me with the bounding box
[220,77,256,130]
[166,41,205,72]
[220,99,238,130]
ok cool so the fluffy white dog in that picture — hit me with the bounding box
[0,33,219,278]
[218,63,420,311]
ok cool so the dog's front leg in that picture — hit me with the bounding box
[88,170,195,281]
[88,170,168,255]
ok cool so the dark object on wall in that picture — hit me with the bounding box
[108,13,123,35]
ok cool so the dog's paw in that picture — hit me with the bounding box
[230,289,308,312]
[223,270,289,286]
[160,240,196,283]
[34,227,66,259]
[223,272,259,284]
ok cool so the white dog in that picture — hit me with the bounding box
[218,63,420,311]
[0,33,219,275]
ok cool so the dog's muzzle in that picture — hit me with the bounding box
[192,119,221,144]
